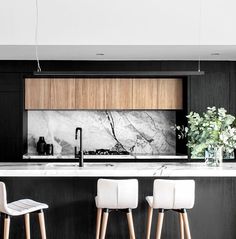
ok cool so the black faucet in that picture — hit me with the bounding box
[74,127,84,167]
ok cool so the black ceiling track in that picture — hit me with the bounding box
[33,70,204,77]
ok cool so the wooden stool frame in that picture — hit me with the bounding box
[0,209,47,239]
[146,208,192,239]
[96,208,136,239]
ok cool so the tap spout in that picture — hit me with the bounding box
[75,127,83,167]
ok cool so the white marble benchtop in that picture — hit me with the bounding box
[23,154,188,160]
[0,162,236,177]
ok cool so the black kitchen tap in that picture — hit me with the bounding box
[74,127,84,167]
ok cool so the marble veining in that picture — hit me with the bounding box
[28,111,176,155]
[0,162,236,177]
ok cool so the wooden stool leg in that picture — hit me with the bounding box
[126,209,136,239]
[146,206,153,239]
[155,209,164,239]
[25,213,31,239]
[100,209,109,239]
[3,215,10,239]
[96,208,102,239]
[38,210,47,239]
[182,210,191,239]
[179,213,184,239]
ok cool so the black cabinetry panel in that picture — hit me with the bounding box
[230,71,236,115]
[189,72,230,113]
[0,73,22,91]
[0,72,24,161]
[0,92,22,160]
[0,92,21,135]
[0,139,21,161]
[0,177,236,239]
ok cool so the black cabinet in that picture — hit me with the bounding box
[188,72,230,113]
[230,71,236,115]
[0,73,22,91]
[0,73,25,161]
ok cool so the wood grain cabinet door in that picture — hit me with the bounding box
[104,78,133,109]
[50,79,75,109]
[75,79,105,109]
[132,78,183,109]
[156,78,183,109]
[25,78,76,109]
[25,78,51,109]
[75,78,133,109]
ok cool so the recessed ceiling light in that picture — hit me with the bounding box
[96,53,104,56]
[211,52,220,56]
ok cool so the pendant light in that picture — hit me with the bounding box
[35,0,42,72]
[198,0,202,72]
[33,0,204,77]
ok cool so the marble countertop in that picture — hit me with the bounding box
[0,162,236,177]
[23,154,188,160]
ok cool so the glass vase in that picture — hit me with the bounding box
[205,146,223,167]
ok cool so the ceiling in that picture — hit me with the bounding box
[0,45,236,61]
[1,0,236,60]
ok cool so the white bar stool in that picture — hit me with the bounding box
[95,179,138,239]
[146,179,195,239]
[0,182,48,239]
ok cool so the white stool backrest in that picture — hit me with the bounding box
[153,179,195,209]
[97,179,138,209]
[0,182,8,213]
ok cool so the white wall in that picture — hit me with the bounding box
[1,0,236,45]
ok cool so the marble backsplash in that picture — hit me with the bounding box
[28,111,176,155]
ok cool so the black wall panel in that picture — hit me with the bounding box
[0,88,23,160]
[0,73,22,91]
[230,70,236,115]
[189,72,230,113]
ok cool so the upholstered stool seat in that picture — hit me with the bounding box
[95,179,138,239]
[0,182,48,239]
[146,179,195,239]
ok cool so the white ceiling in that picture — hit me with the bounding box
[1,0,236,60]
[0,45,236,60]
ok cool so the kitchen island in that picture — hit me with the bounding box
[0,162,236,239]
[0,162,236,177]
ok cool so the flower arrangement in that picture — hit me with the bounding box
[174,107,236,157]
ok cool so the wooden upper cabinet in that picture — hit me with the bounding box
[132,78,183,109]
[75,79,105,109]
[25,77,182,110]
[157,78,183,109]
[25,78,51,109]
[75,78,133,109]
[104,79,133,109]
[25,78,75,109]
[132,79,158,109]
[50,79,75,109]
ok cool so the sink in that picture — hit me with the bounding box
[45,163,115,169]
[85,163,114,168]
